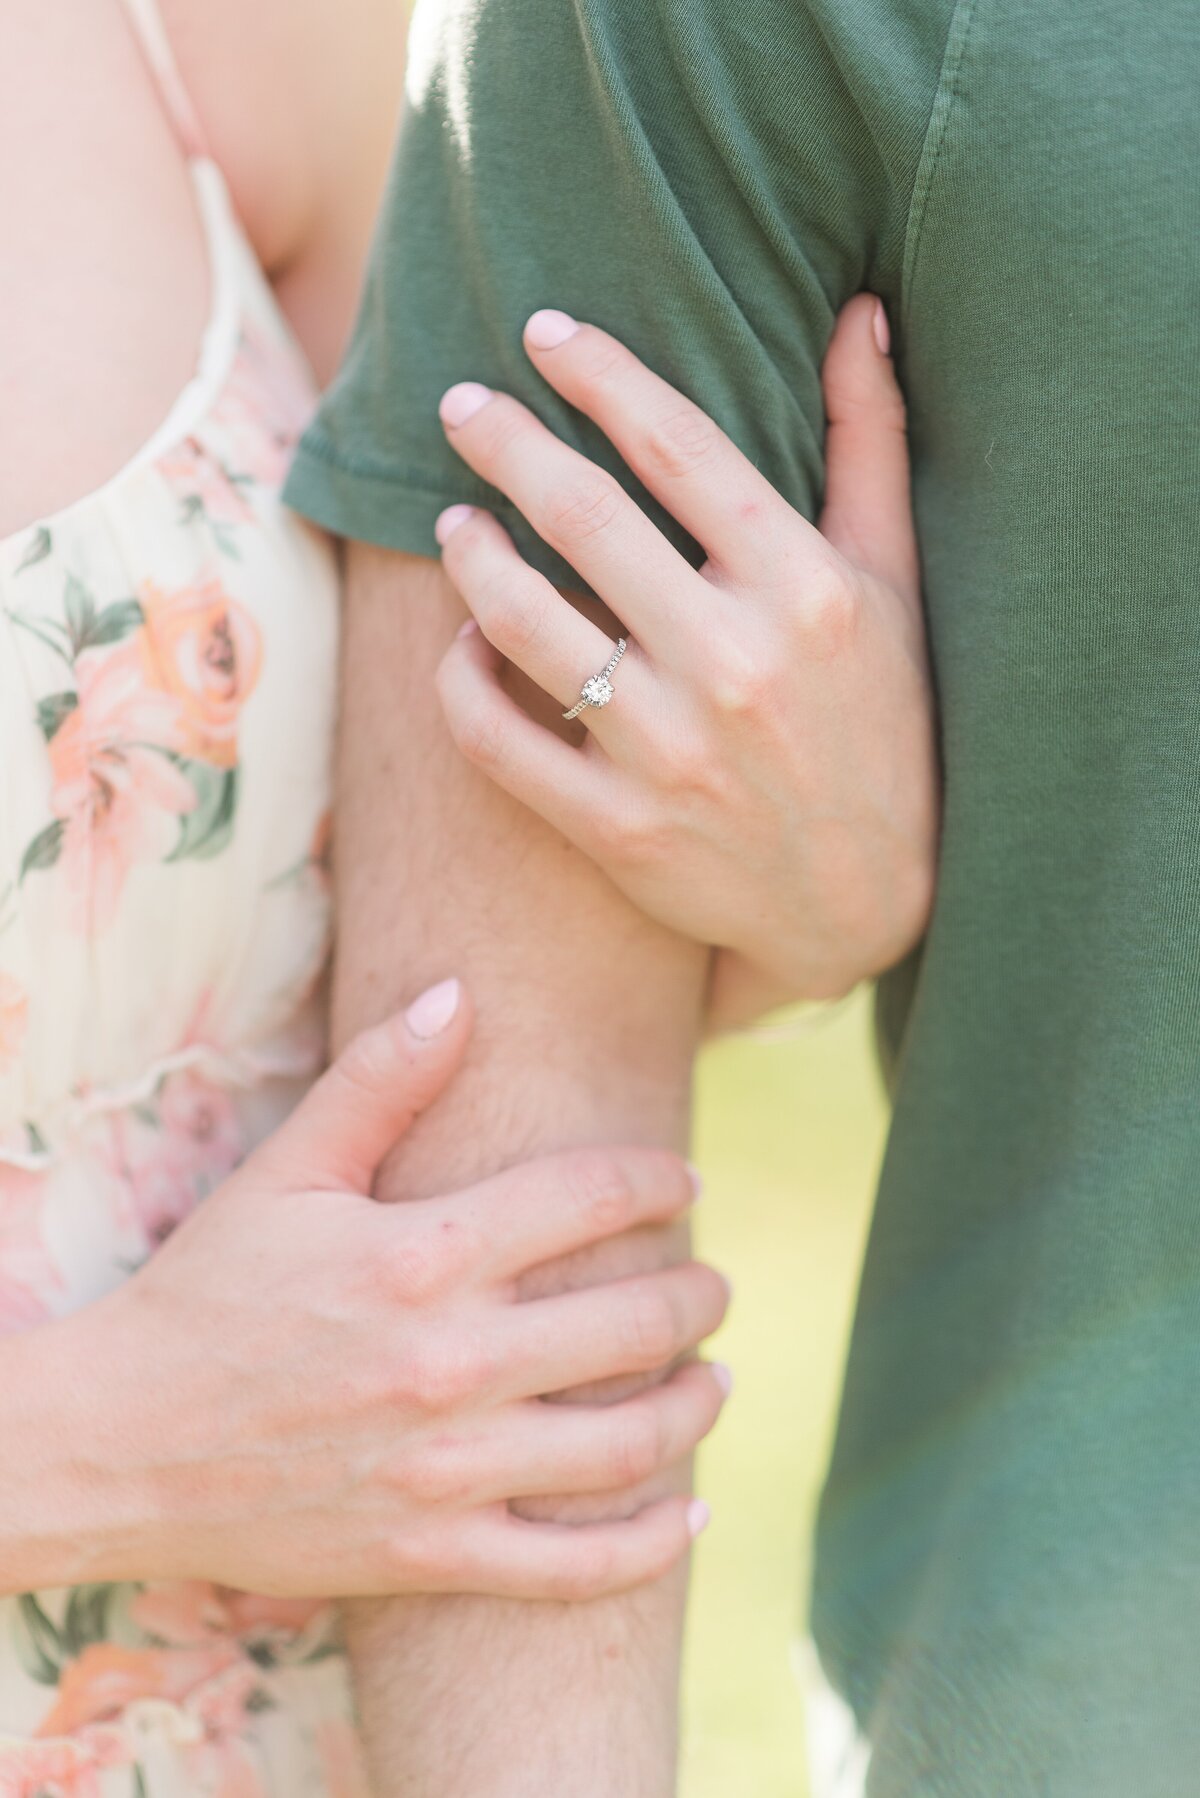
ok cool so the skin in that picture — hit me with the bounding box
[0,0,729,1689]
[0,986,727,1601]
[433,295,939,1026]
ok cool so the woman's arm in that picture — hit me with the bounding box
[330,544,714,1796]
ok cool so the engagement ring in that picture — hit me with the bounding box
[563,638,628,721]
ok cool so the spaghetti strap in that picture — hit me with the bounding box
[119,0,211,159]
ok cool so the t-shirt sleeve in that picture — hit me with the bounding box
[284,0,937,592]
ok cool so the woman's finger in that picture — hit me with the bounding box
[435,504,651,733]
[434,1144,699,1284]
[474,1362,729,1503]
[256,981,471,1192]
[522,311,816,583]
[492,1261,731,1404]
[436,625,623,838]
[818,294,920,610]
[438,382,699,652]
[429,1493,709,1601]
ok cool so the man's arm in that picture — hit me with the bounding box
[331,542,710,1795]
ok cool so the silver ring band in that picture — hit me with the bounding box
[563,637,628,721]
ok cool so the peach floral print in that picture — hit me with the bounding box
[139,577,261,769]
[0,1726,130,1798]
[46,647,196,930]
[0,1164,63,1332]
[214,322,315,487]
[13,565,262,933]
[0,976,28,1078]
[37,1642,241,1738]
[131,1582,327,1649]
[104,1070,243,1249]
[161,434,256,533]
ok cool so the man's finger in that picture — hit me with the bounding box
[818,294,920,609]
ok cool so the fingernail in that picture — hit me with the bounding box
[712,1363,733,1397]
[686,1162,703,1200]
[525,309,581,351]
[872,299,891,357]
[687,1499,711,1539]
[436,504,476,545]
[719,1273,734,1302]
[440,382,493,429]
[405,977,462,1039]
[456,617,479,640]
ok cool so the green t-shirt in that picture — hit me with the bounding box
[285,1,1200,1789]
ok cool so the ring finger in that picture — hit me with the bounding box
[436,505,649,736]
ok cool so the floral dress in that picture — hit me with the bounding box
[0,11,369,1792]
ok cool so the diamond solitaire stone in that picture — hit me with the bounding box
[582,674,614,707]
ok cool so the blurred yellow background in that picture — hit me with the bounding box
[681,992,886,1798]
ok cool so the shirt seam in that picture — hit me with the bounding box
[900,0,983,331]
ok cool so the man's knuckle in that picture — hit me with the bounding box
[642,405,722,481]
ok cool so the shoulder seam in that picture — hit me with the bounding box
[900,0,983,330]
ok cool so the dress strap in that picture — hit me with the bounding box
[119,0,210,160]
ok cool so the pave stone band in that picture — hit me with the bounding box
[563,637,628,721]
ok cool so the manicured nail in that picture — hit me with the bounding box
[456,617,479,640]
[440,382,492,428]
[712,1363,734,1397]
[525,309,581,351]
[687,1500,712,1539]
[872,299,891,357]
[686,1163,703,1200]
[405,977,461,1039]
[435,504,476,545]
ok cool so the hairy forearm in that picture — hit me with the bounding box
[331,545,707,1796]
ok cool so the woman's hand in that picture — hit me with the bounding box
[11,980,726,1601]
[432,295,938,1022]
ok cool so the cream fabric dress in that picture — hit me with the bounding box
[0,3,370,1790]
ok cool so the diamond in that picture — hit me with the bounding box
[582,675,614,707]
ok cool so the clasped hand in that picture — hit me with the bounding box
[434,295,939,1022]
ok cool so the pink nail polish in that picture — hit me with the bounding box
[687,1500,712,1540]
[712,1363,734,1397]
[435,504,476,545]
[440,382,493,428]
[872,299,891,357]
[525,309,580,351]
[405,977,462,1039]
